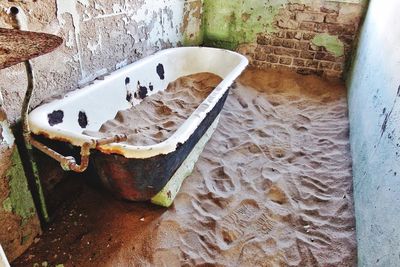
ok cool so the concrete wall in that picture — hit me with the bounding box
[347,0,400,265]
[0,0,202,261]
[203,0,366,78]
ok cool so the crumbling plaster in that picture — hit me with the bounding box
[0,0,203,123]
[0,0,203,261]
[202,0,367,78]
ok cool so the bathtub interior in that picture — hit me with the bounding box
[28,47,248,158]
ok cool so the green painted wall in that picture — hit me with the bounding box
[347,0,400,265]
[311,33,344,57]
[202,0,284,49]
[2,147,37,226]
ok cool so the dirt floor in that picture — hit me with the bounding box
[13,68,356,267]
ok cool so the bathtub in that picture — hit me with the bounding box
[28,47,248,207]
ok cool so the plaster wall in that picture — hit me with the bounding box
[203,0,366,78]
[347,0,400,265]
[0,0,203,261]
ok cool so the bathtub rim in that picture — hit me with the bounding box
[28,47,248,159]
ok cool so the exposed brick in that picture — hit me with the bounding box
[271,31,286,38]
[343,24,357,35]
[300,22,315,31]
[320,7,339,14]
[339,35,355,46]
[279,57,292,65]
[300,50,315,59]
[315,52,336,61]
[309,44,326,52]
[286,31,302,40]
[295,41,310,50]
[282,39,295,48]
[296,12,325,23]
[293,58,305,67]
[289,3,305,12]
[335,56,346,64]
[252,60,272,70]
[327,24,344,35]
[266,54,279,63]
[319,61,334,69]
[257,35,271,45]
[256,45,273,54]
[333,63,344,72]
[272,64,294,72]
[272,38,283,46]
[306,60,319,68]
[302,32,316,40]
[277,19,299,30]
[325,14,338,23]
[255,51,266,61]
[314,23,330,33]
[274,47,300,57]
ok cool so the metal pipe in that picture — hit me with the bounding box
[7,5,50,223]
[29,134,128,173]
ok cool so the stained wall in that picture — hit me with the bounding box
[0,0,203,261]
[347,0,400,265]
[203,0,366,78]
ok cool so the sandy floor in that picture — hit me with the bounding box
[13,68,356,267]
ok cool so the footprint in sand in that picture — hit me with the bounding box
[292,114,311,132]
[218,199,261,244]
[267,185,288,205]
[204,166,237,197]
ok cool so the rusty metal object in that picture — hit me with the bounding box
[29,134,127,173]
[2,5,63,223]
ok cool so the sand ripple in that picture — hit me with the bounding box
[14,68,356,267]
[106,68,357,266]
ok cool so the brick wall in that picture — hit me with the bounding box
[238,2,365,79]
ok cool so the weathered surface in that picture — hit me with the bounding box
[347,0,400,265]
[0,0,203,123]
[13,68,356,266]
[0,108,40,262]
[0,0,203,261]
[203,0,367,78]
[0,28,62,70]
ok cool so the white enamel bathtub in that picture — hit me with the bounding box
[28,47,248,206]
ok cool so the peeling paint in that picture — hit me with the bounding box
[203,0,283,49]
[87,33,102,54]
[0,120,15,148]
[2,147,36,226]
[56,0,89,76]
[56,0,89,31]
[312,33,344,57]
[116,59,129,70]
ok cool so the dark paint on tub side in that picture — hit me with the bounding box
[134,81,148,99]
[48,110,64,126]
[78,111,88,128]
[156,63,165,80]
[92,90,230,201]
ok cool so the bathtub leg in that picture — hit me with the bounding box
[151,116,220,207]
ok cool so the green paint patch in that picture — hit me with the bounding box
[183,32,203,46]
[21,233,31,245]
[202,0,283,50]
[312,33,344,57]
[2,197,12,212]
[3,147,36,225]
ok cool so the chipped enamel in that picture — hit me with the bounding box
[28,47,248,159]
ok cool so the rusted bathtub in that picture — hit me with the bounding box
[28,47,248,207]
